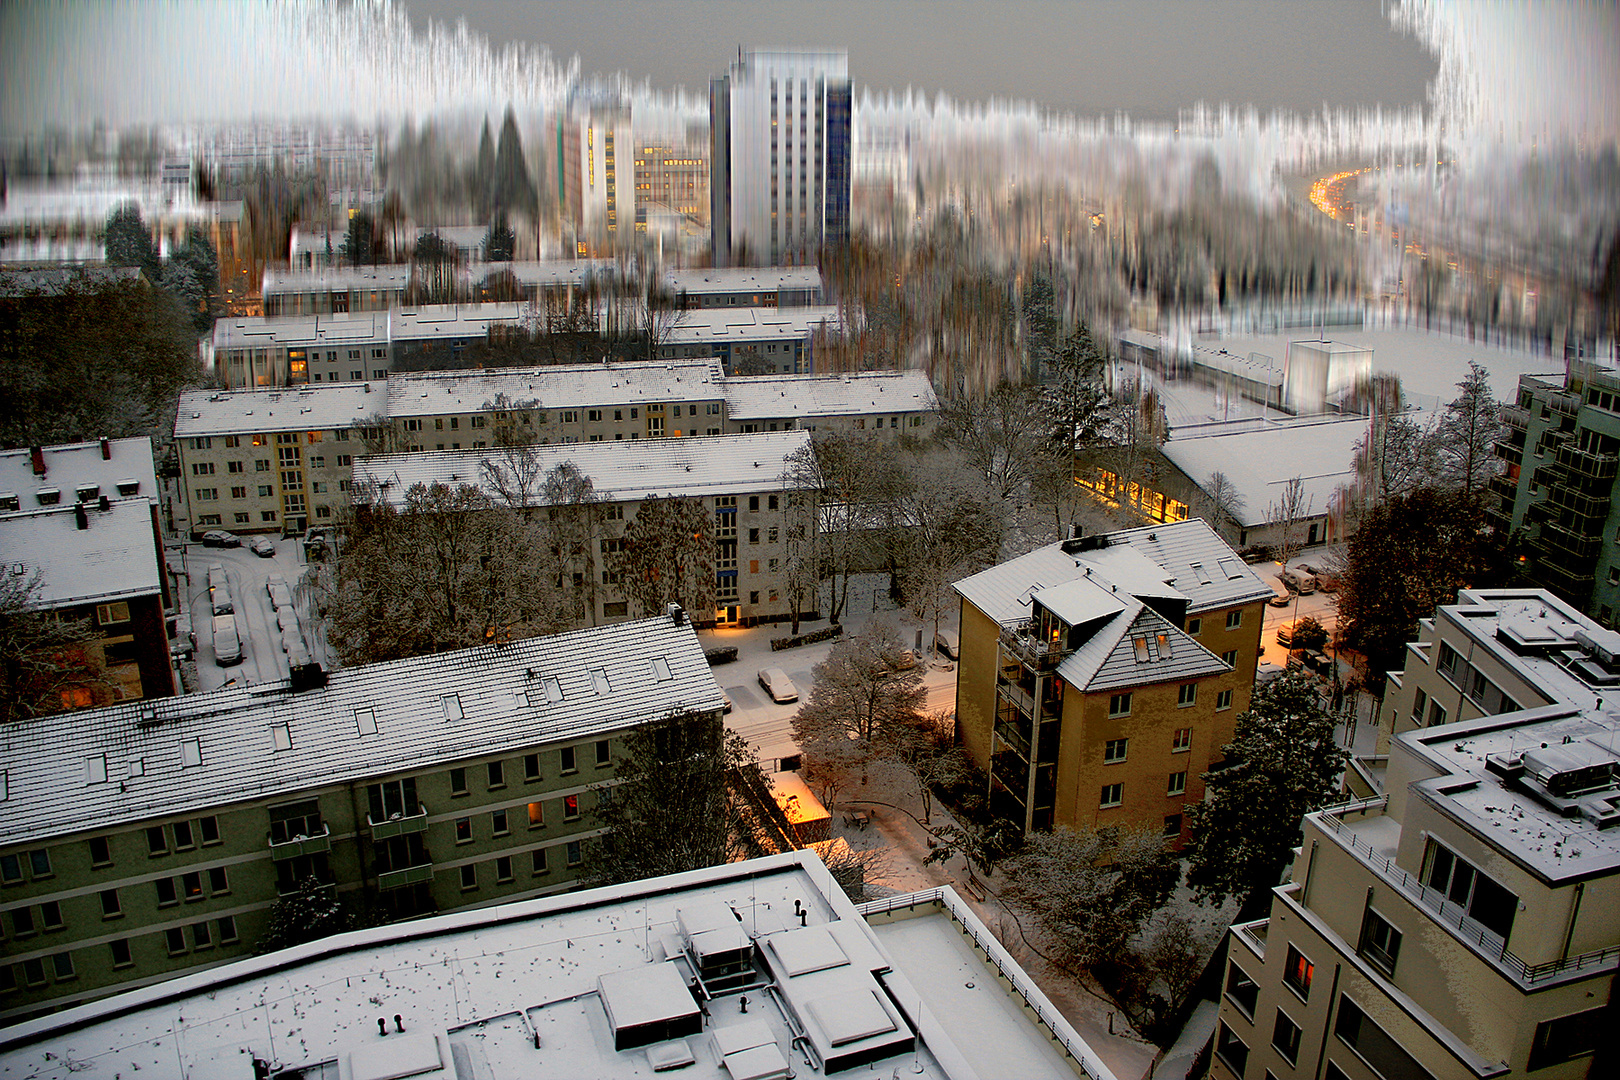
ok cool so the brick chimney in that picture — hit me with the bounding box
[30,446,45,475]
[100,437,111,460]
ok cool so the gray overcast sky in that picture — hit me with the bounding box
[403,0,1439,120]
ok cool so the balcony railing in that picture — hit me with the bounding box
[994,717,1033,762]
[1546,483,1611,521]
[268,823,331,861]
[368,802,428,840]
[1492,441,1523,466]
[998,621,1067,671]
[1232,917,1268,959]
[1555,442,1620,481]
[1539,521,1603,565]
[1487,474,1519,501]
[1316,797,1620,989]
[376,863,434,891]
[1500,403,1530,430]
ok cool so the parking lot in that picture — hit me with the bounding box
[172,536,332,691]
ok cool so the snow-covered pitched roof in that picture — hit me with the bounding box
[211,310,389,350]
[723,370,937,420]
[1157,416,1372,527]
[390,301,525,340]
[1054,599,1231,692]
[0,614,723,847]
[385,359,724,418]
[174,382,387,437]
[0,436,157,511]
[0,853,1111,1080]
[665,266,822,296]
[952,518,1272,624]
[261,258,620,296]
[0,500,162,608]
[661,305,841,346]
[355,431,811,508]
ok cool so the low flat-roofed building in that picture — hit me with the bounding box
[0,497,174,711]
[260,259,619,317]
[0,612,726,1022]
[355,431,813,628]
[0,850,1116,1080]
[952,520,1272,840]
[722,369,937,438]
[657,305,841,374]
[1214,703,1620,1080]
[666,266,822,308]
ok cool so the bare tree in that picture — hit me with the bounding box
[349,412,412,456]
[886,711,970,825]
[606,495,715,618]
[1197,470,1247,538]
[1435,361,1501,495]
[540,462,603,624]
[0,572,108,723]
[1266,476,1313,569]
[938,380,1049,499]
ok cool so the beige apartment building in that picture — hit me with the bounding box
[1214,702,1617,1080]
[0,613,725,1024]
[355,431,815,628]
[951,520,1273,841]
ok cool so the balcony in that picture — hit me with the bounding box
[368,801,428,840]
[376,863,434,891]
[1538,522,1602,566]
[1492,440,1523,466]
[1316,798,1620,990]
[1500,403,1530,430]
[1231,917,1268,959]
[998,621,1067,671]
[1546,483,1611,521]
[1548,390,1582,417]
[268,824,331,861]
[1487,474,1520,502]
[1555,442,1619,481]
[994,716,1033,762]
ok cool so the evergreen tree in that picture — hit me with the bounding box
[483,215,516,261]
[491,108,537,218]
[1435,361,1501,495]
[475,118,496,218]
[1186,671,1348,909]
[103,204,158,279]
[256,876,357,953]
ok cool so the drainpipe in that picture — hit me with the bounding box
[1559,881,1584,962]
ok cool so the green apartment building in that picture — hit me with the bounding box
[0,611,725,1024]
[1493,366,1620,620]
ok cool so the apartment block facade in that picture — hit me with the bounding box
[1214,704,1617,1080]
[952,520,1272,841]
[0,614,726,1024]
[1491,366,1620,620]
[356,431,815,628]
[711,49,852,267]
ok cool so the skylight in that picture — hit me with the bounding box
[441,694,463,720]
[180,738,202,768]
[652,657,673,681]
[271,724,292,752]
[1189,562,1213,585]
[85,755,107,784]
[544,675,564,702]
[592,668,612,695]
[354,707,377,735]
[1133,636,1151,663]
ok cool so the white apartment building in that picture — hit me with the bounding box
[711,49,853,267]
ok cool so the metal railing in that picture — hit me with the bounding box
[368,802,429,840]
[376,863,434,891]
[1231,918,1269,959]
[1499,403,1530,430]
[856,887,1114,1080]
[998,621,1067,671]
[1315,798,1620,988]
[267,823,331,861]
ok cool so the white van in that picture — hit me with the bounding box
[212,613,243,666]
[1281,568,1316,595]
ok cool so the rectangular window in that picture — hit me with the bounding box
[492,808,509,836]
[182,871,203,900]
[155,877,177,906]
[528,801,544,828]
[1221,649,1238,666]
[89,835,112,866]
[595,740,611,767]
[566,840,582,867]
[1283,944,1314,999]
[38,899,62,929]
[51,952,74,980]
[524,753,541,781]
[1162,813,1183,837]
[1186,617,1201,636]
[1427,700,1447,727]
[560,746,577,773]
[1272,1010,1303,1064]
[1168,771,1187,796]
[487,761,505,789]
[1528,1007,1604,1072]
[1215,1022,1250,1075]
[165,927,187,955]
[1177,683,1197,707]
[564,794,580,820]
[208,866,229,894]
[532,847,549,875]
[1104,738,1129,763]
[1411,688,1428,724]
[1225,610,1242,630]
[10,906,35,936]
[110,938,132,967]
[455,817,472,843]
[1421,840,1516,939]
[101,888,121,917]
[192,920,212,950]
[496,855,513,883]
[460,864,477,890]
[1216,689,1233,710]
[1173,727,1192,752]
[21,958,45,986]
[449,767,467,796]
[172,821,194,850]
[218,915,239,943]
[1335,997,1435,1080]
[1358,908,1402,975]
[29,849,51,878]
[1100,783,1123,807]
[147,826,168,855]
[1108,693,1131,717]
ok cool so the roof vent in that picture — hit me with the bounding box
[667,603,687,625]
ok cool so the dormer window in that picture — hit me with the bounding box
[36,488,60,506]
[76,485,99,502]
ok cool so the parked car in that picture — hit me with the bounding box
[757,667,799,704]
[206,564,233,615]
[1297,562,1340,592]
[1268,578,1293,607]
[249,536,276,558]
[200,530,241,548]
[266,574,293,608]
[211,613,243,665]
[303,527,332,559]
[933,628,960,660]
[1280,568,1316,595]
[171,613,194,660]
[1276,619,1302,647]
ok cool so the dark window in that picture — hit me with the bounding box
[496,855,513,883]
[455,817,472,843]
[459,864,477,890]
[50,952,73,980]
[1335,996,1436,1080]
[155,877,177,906]
[269,800,324,845]
[1162,814,1183,837]
[560,746,577,773]
[1358,908,1402,975]
[100,888,120,917]
[0,853,20,883]
[165,927,186,955]
[450,767,467,795]
[208,867,229,894]
[171,820,194,850]
[487,761,505,788]
[39,900,62,928]
[1422,840,1517,939]
[218,915,239,943]
[595,740,611,767]
[182,871,203,900]
[1272,1010,1302,1064]
[89,836,112,866]
[524,753,541,781]
[110,938,132,967]
[1215,1022,1249,1075]
[566,840,582,866]
[146,826,167,855]
[11,907,35,936]
[1225,962,1259,1016]
[532,847,549,875]
[1283,945,1313,999]
[28,850,51,877]
[192,920,212,949]
[1528,1007,1603,1071]
[492,809,509,835]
